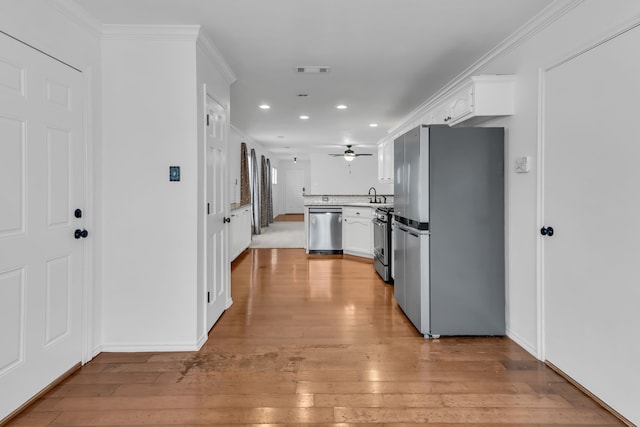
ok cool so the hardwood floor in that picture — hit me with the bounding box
[6,248,622,426]
[274,214,304,222]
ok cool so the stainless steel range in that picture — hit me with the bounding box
[373,206,393,283]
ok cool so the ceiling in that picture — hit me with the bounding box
[73,0,553,159]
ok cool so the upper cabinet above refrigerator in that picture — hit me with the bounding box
[430,75,515,127]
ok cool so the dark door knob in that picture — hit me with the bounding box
[74,229,89,239]
[223,217,231,223]
[540,226,554,237]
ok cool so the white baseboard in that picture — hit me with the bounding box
[195,333,207,351]
[226,297,233,309]
[506,328,539,359]
[91,345,102,359]
[101,342,201,352]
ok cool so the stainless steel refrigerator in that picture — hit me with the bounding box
[393,125,505,337]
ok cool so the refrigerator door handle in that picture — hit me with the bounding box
[395,222,409,232]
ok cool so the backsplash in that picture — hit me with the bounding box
[304,194,394,205]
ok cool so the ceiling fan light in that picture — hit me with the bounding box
[344,152,356,161]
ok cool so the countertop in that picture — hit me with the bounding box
[305,202,393,208]
[303,194,393,209]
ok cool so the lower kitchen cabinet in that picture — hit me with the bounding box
[230,205,252,260]
[343,207,374,258]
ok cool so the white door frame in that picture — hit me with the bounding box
[79,67,95,364]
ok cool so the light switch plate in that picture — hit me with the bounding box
[169,166,180,181]
[514,156,530,174]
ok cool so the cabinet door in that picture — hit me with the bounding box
[378,141,394,183]
[377,143,385,182]
[430,103,449,125]
[383,140,394,182]
[343,216,372,256]
[449,84,474,123]
[242,207,252,249]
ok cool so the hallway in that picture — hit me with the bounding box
[7,249,621,425]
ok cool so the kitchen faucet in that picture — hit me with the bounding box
[368,186,378,203]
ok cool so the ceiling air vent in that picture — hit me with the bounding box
[296,66,331,74]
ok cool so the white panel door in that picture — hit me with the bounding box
[285,169,304,214]
[206,96,229,332]
[0,34,86,420]
[542,26,640,424]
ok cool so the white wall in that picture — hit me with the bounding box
[101,29,201,350]
[309,149,393,196]
[0,0,103,358]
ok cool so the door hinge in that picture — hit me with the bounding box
[207,202,210,214]
[207,292,211,303]
[206,114,210,126]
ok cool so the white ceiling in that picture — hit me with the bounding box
[73,0,553,159]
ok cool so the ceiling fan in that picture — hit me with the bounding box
[328,145,373,162]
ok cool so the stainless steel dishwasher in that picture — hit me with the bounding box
[308,207,343,254]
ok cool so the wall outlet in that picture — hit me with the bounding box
[514,156,530,174]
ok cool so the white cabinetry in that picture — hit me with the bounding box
[343,207,374,258]
[429,103,450,125]
[432,75,515,127]
[377,140,394,183]
[447,84,474,123]
[230,205,252,260]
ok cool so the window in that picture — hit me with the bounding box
[272,167,278,185]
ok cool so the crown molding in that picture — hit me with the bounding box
[230,124,273,156]
[384,0,584,142]
[196,31,237,84]
[51,0,103,39]
[102,24,200,41]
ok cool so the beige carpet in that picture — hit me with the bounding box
[249,221,305,248]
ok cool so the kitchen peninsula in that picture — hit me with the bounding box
[304,194,393,258]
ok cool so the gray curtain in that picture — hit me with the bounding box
[266,158,273,223]
[260,155,268,228]
[240,143,250,206]
[250,148,261,234]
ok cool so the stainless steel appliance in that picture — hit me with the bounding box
[308,207,343,254]
[373,206,393,282]
[394,125,505,338]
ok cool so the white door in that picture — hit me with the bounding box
[0,34,86,419]
[206,95,229,332]
[285,169,305,213]
[542,26,640,423]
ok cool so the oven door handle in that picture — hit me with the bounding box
[373,218,386,226]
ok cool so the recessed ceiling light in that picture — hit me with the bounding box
[259,104,270,110]
[369,123,378,127]
[299,115,309,120]
[336,104,347,110]
[278,136,285,139]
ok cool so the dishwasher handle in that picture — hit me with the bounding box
[309,207,342,214]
